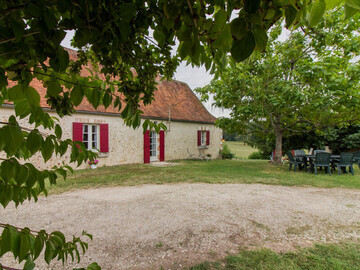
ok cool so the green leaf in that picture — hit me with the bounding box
[55,124,62,139]
[49,235,63,247]
[0,227,11,256]
[230,18,247,41]
[58,49,70,72]
[231,32,256,62]
[190,40,201,64]
[11,21,24,41]
[15,100,31,117]
[8,85,26,101]
[71,85,84,106]
[24,257,36,270]
[180,40,193,60]
[285,5,298,28]
[212,24,232,49]
[132,113,141,129]
[47,79,62,97]
[19,230,30,262]
[325,0,344,10]
[27,131,42,155]
[10,227,21,259]
[59,140,68,156]
[86,262,101,270]
[214,9,228,25]
[15,165,29,186]
[114,96,122,111]
[3,124,23,155]
[153,28,166,47]
[41,137,54,162]
[44,241,56,264]
[119,2,136,21]
[33,235,44,260]
[0,128,4,150]
[253,26,268,51]
[245,0,261,13]
[26,86,40,106]
[0,68,7,88]
[308,0,326,27]
[90,88,101,109]
[346,0,360,9]
[102,92,112,109]
[1,159,16,182]
[344,3,360,19]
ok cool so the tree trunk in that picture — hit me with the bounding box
[273,116,283,165]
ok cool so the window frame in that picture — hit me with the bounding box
[201,131,206,146]
[83,124,99,151]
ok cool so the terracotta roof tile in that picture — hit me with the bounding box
[6,49,216,124]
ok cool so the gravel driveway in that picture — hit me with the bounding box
[1,183,360,269]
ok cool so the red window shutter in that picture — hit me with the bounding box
[144,130,150,163]
[197,130,201,146]
[206,131,210,146]
[100,124,109,153]
[159,130,165,161]
[72,123,83,142]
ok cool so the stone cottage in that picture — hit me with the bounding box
[1,59,222,169]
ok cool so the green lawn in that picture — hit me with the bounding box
[224,141,257,159]
[47,159,360,194]
[190,241,360,270]
[45,158,360,269]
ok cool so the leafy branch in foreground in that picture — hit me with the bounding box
[0,224,99,270]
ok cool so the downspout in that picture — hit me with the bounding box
[168,105,171,132]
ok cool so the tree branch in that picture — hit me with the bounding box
[0,121,49,136]
[0,4,26,18]
[0,264,22,270]
[187,0,198,29]
[0,223,40,235]
[7,68,126,103]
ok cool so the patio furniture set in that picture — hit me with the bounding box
[286,150,360,175]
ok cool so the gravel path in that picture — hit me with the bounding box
[1,183,360,269]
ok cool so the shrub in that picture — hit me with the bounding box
[248,151,265,159]
[220,144,235,159]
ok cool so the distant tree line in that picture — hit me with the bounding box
[241,124,360,159]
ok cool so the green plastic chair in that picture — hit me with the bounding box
[310,152,331,175]
[294,150,306,156]
[337,153,354,175]
[287,151,306,172]
[353,151,360,169]
[294,149,308,167]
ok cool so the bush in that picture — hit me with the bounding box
[220,144,235,159]
[248,151,265,159]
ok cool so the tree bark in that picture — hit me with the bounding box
[272,115,283,165]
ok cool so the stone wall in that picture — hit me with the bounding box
[0,107,222,170]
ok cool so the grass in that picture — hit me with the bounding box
[46,158,360,194]
[224,141,257,159]
[189,241,360,269]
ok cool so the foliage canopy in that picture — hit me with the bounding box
[0,0,360,269]
[197,8,360,164]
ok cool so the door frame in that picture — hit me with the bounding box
[149,131,158,162]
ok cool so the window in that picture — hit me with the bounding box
[197,130,210,147]
[83,124,99,151]
[201,131,206,146]
[73,123,109,153]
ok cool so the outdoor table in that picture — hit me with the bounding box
[296,154,340,161]
[296,154,344,173]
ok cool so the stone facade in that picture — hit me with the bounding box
[0,107,222,170]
